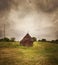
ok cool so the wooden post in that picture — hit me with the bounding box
[4,24,6,38]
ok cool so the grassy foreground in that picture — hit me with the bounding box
[0,42,58,65]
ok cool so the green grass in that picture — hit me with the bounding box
[0,42,58,65]
[0,42,19,48]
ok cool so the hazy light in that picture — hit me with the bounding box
[7,8,57,40]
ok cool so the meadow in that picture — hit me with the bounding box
[0,42,58,65]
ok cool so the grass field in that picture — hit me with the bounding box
[0,42,58,65]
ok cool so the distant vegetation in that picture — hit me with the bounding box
[0,37,58,44]
[38,39,58,44]
[0,37,15,42]
[38,39,47,42]
[51,39,58,44]
[32,37,37,42]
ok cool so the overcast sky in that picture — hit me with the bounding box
[0,0,58,41]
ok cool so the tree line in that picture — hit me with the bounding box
[0,37,58,44]
[0,37,15,42]
[38,39,58,44]
[32,37,58,44]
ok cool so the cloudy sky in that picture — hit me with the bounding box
[0,0,58,41]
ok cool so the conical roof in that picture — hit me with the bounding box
[21,33,33,42]
[23,33,31,39]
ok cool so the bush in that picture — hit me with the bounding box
[32,37,37,42]
[3,37,10,42]
[10,38,15,42]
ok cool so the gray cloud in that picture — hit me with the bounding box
[0,0,58,12]
[0,0,13,13]
[0,0,58,40]
[34,0,58,12]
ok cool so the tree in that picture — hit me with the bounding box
[11,38,15,42]
[55,39,58,44]
[32,37,37,42]
[41,39,47,42]
[3,37,10,42]
[51,40,55,43]
[0,39,3,42]
[38,40,41,42]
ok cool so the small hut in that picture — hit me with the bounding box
[20,33,33,47]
